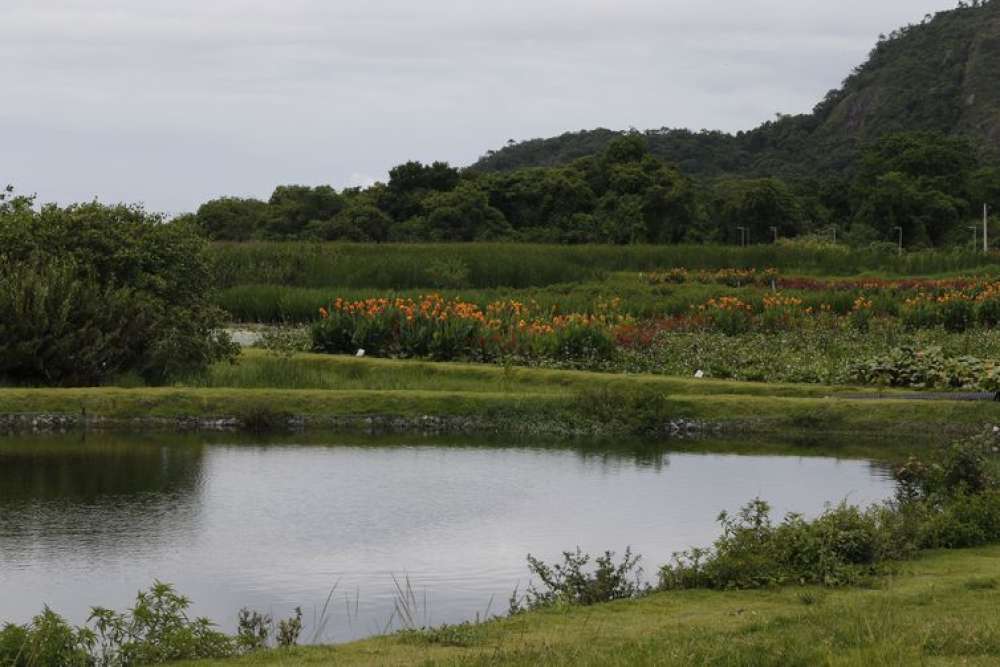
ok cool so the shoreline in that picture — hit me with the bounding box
[2,353,997,438]
[0,410,720,437]
[0,403,992,439]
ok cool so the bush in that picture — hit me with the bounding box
[658,499,917,591]
[920,492,1000,548]
[88,581,234,664]
[0,194,237,386]
[236,606,302,652]
[512,548,645,612]
[895,436,998,502]
[0,582,306,666]
[659,437,1000,593]
[0,608,93,667]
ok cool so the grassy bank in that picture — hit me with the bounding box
[1,351,997,436]
[180,545,1000,666]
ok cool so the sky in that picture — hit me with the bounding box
[2,0,955,214]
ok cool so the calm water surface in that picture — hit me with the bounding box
[0,434,896,642]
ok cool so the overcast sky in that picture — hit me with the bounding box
[2,0,955,213]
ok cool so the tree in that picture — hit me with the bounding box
[422,182,513,241]
[711,178,803,243]
[305,202,393,242]
[264,185,345,239]
[853,132,976,246]
[970,167,1000,212]
[195,197,268,241]
[383,161,460,221]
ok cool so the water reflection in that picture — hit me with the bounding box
[0,435,206,568]
[0,435,204,500]
[0,433,900,643]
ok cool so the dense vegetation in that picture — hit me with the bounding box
[190,131,1000,247]
[0,188,236,386]
[472,1,1000,181]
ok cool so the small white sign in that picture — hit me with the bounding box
[356,349,366,357]
[694,370,704,379]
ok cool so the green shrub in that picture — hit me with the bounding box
[236,609,270,653]
[0,195,237,386]
[236,607,302,652]
[275,608,302,648]
[895,437,998,504]
[659,437,1000,593]
[659,499,917,591]
[513,548,645,612]
[88,581,234,664]
[0,582,305,667]
[0,608,93,667]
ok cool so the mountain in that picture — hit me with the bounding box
[469,1,1000,180]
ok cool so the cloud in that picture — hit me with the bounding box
[0,0,953,211]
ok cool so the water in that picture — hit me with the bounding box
[0,434,896,643]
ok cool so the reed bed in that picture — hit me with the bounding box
[210,242,1000,290]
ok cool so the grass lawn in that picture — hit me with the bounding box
[177,545,1000,666]
[1,349,998,435]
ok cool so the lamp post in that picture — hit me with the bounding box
[893,226,903,256]
[736,226,747,247]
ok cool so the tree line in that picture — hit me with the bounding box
[186,132,999,249]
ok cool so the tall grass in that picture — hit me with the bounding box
[213,277,702,323]
[210,242,1000,291]
[210,243,609,290]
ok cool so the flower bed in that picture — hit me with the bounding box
[311,295,619,361]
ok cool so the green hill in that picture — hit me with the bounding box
[470,1,1000,179]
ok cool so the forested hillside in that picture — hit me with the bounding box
[182,1,1000,248]
[471,0,1000,180]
